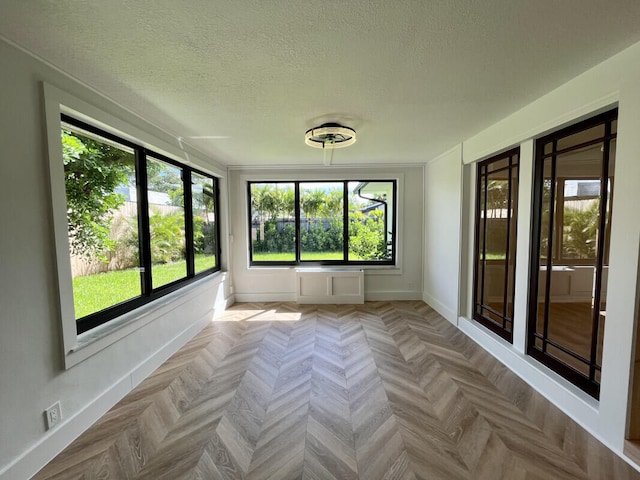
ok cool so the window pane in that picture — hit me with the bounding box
[557,124,604,150]
[473,151,518,341]
[530,110,616,398]
[561,177,601,261]
[62,125,141,319]
[248,180,396,265]
[486,156,510,173]
[476,174,487,311]
[348,181,394,261]
[147,157,186,289]
[192,172,217,273]
[300,182,344,261]
[250,183,296,261]
[539,160,553,262]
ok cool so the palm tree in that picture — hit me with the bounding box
[300,189,326,228]
[321,188,343,218]
[251,184,278,222]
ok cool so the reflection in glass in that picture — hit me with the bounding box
[473,150,519,341]
[530,110,616,398]
[556,124,604,151]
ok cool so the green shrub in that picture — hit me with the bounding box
[348,210,388,260]
[149,211,185,264]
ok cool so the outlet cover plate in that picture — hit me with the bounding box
[44,401,62,430]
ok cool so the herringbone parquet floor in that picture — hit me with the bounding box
[34,301,640,479]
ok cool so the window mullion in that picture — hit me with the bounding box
[214,177,222,268]
[541,150,557,353]
[136,148,153,295]
[295,182,301,263]
[472,166,482,316]
[480,167,489,310]
[502,156,513,329]
[184,169,195,278]
[343,181,349,262]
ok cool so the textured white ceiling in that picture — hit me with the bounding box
[2,1,640,167]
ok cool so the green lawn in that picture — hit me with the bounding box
[482,253,507,260]
[252,251,348,261]
[251,250,379,262]
[73,254,216,319]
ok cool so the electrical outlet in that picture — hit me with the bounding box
[44,402,62,430]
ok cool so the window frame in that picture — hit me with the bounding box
[247,179,397,266]
[527,108,617,399]
[61,114,221,335]
[472,147,520,343]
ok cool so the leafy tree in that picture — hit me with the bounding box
[62,130,134,261]
[147,161,182,193]
[563,202,599,259]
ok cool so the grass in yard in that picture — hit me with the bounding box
[252,251,372,261]
[252,251,296,261]
[482,253,507,260]
[195,253,216,273]
[300,251,344,261]
[73,255,217,319]
[252,251,347,261]
[73,269,141,319]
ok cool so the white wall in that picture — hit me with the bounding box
[228,166,424,302]
[423,39,640,468]
[423,145,463,324]
[0,40,232,479]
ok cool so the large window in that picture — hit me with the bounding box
[61,115,221,334]
[528,109,617,399]
[473,148,519,342]
[248,180,396,265]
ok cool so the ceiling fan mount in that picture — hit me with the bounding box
[304,123,356,149]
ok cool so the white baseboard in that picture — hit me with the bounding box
[422,292,457,325]
[366,291,423,301]
[233,291,423,303]
[0,308,222,480]
[233,293,296,302]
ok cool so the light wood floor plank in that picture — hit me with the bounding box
[33,301,640,479]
